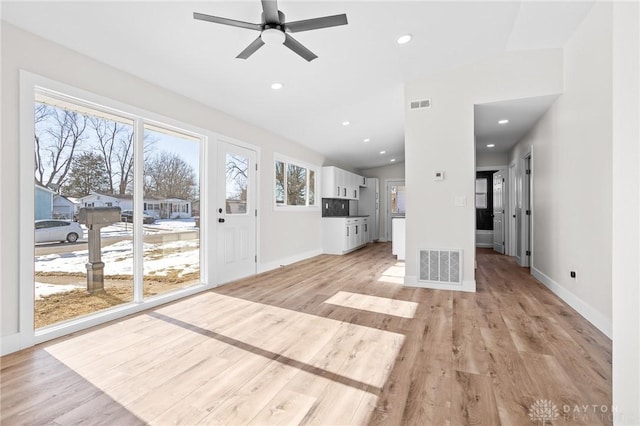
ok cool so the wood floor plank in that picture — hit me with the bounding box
[452,293,490,375]
[451,370,501,425]
[0,244,611,426]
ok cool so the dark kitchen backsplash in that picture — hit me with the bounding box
[322,198,349,217]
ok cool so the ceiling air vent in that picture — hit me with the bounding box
[410,98,431,110]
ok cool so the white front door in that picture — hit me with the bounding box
[493,170,505,254]
[217,142,257,284]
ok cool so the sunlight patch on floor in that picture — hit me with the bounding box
[324,290,418,319]
[44,291,405,425]
[378,261,405,284]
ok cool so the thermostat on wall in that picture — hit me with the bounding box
[434,171,444,181]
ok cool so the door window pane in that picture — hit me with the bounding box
[391,185,406,215]
[226,153,248,214]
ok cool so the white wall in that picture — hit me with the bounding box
[611,2,640,424]
[509,1,613,334]
[1,23,325,341]
[404,49,563,291]
[476,151,508,168]
[360,162,405,241]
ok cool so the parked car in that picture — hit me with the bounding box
[120,210,155,224]
[143,210,161,220]
[35,219,84,243]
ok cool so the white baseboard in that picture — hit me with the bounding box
[404,275,476,292]
[475,243,493,248]
[258,249,323,274]
[532,267,612,338]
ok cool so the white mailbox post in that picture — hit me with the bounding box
[78,207,121,294]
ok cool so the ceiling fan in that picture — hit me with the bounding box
[194,0,348,62]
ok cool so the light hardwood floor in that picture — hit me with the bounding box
[0,244,612,425]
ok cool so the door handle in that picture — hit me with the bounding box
[218,218,225,223]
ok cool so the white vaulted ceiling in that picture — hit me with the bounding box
[1,1,594,169]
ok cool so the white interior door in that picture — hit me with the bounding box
[217,141,257,284]
[492,170,505,254]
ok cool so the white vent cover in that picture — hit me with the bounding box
[410,99,432,110]
[418,249,462,285]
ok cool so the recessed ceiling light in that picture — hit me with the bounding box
[397,34,412,45]
[498,119,509,124]
[270,82,283,90]
[379,150,386,154]
[342,121,351,126]
[390,158,396,162]
[363,138,371,143]
[487,144,495,148]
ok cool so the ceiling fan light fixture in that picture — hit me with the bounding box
[261,28,286,45]
[397,34,412,45]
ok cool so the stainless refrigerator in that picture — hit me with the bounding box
[357,178,380,242]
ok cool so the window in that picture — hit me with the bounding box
[274,155,319,209]
[33,88,203,329]
[475,178,488,209]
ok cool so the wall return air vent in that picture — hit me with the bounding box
[418,248,462,285]
[410,99,431,110]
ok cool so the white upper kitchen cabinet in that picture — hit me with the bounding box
[321,166,364,200]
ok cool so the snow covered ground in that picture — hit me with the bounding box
[35,282,85,299]
[36,239,199,277]
[35,218,199,298]
[98,218,198,238]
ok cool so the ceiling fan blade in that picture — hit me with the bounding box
[261,0,280,24]
[236,36,266,59]
[286,14,348,33]
[283,33,317,62]
[193,12,262,31]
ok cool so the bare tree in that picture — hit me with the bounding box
[90,117,124,194]
[34,105,88,189]
[114,129,135,195]
[145,152,196,200]
[34,103,52,182]
[275,161,285,204]
[287,164,306,205]
[226,154,248,200]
